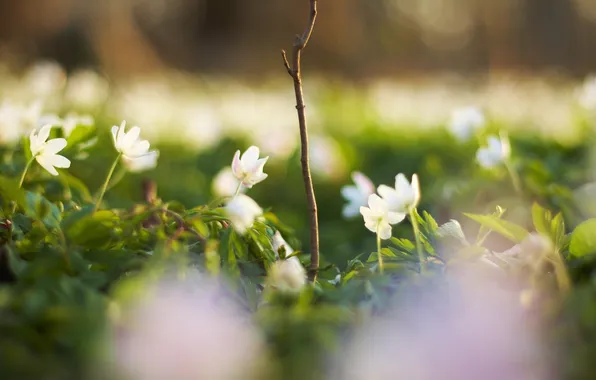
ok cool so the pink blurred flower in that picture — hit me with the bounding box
[337,271,550,380]
[110,277,264,380]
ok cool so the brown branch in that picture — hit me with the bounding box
[281,0,319,282]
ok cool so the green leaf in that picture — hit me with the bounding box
[64,210,118,248]
[0,175,25,211]
[24,192,61,230]
[531,203,552,236]
[204,240,220,275]
[464,213,529,243]
[58,172,92,203]
[569,219,596,258]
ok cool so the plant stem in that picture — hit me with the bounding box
[409,208,426,274]
[18,158,34,188]
[552,249,571,294]
[95,154,121,212]
[281,0,320,283]
[233,182,243,198]
[376,232,384,275]
[505,160,522,196]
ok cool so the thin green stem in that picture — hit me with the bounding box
[94,154,121,212]
[106,166,127,192]
[551,249,571,294]
[376,232,384,275]
[505,160,522,196]
[18,158,34,188]
[409,208,426,274]
[233,181,243,198]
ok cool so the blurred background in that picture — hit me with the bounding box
[1,0,596,78]
[1,0,596,266]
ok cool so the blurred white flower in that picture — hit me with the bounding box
[476,134,510,169]
[212,167,245,197]
[122,151,159,172]
[271,231,293,258]
[225,194,263,234]
[25,61,66,98]
[309,136,347,179]
[377,173,421,213]
[231,146,268,188]
[112,277,264,380]
[0,100,44,143]
[267,256,307,293]
[360,194,406,240]
[336,272,549,380]
[577,75,596,112]
[61,113,94,137]
[65,69,109,109]
[341,172,375,219]
[111,121,159,171]
[448,106,486,142]
[29,125,70,176]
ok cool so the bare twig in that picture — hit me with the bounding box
[281,0,319,282]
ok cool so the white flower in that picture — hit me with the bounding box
[578,75,596,111]
[476,134,510,169]
[65,70,109,109]
[224,194,263,234]
[25,61,66,98]
[341,172,375,218]
[231,146,268,188]
[271,231,293,258]
[267,256,306,293]
[212,167,245,198]
[61,113,94,137]
[360,194,406,240]
[122,151,159,172]
[111,121,159,172]
[0,100,44,144]
[29,125,71,176]
[448,106,486,142]
[377,173,421,213]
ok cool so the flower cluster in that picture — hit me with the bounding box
[357,173,420,240]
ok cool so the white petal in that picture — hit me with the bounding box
[411,173,421,208]
[377,222,392,240]
[249,157,269,175]
[35,155,59,176]
[342,203,360,218]
[45,154,71,168]
[352,172,374,195]
[387,211,406,225]
[360,206,373,219]
[231,150,243,178]
[42,138,67,155]
[123,151,159,172]
[37,124,52,144]
[111,125,120,148]
[121,126,141,151]
[341,186,361,203]
[394,173,410,191]
[367,194,387,212]
[126,140,150,157]
[240,146,260,167]
[377,184,397,202]
[364,220,378,234]
[476,148,499,168]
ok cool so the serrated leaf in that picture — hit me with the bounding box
[464,213,529,243]
[0,175,25,211]
[569,219,596,258]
